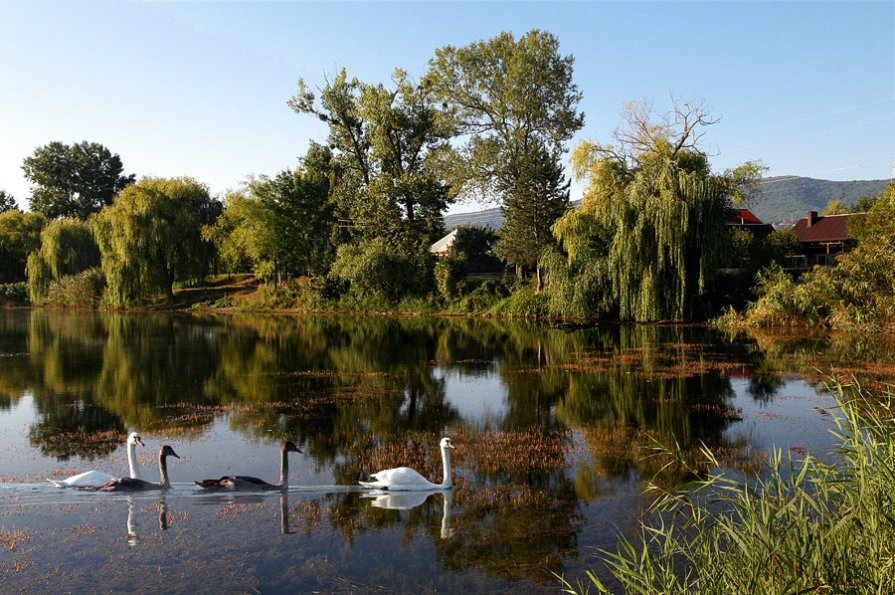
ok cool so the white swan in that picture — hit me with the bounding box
[47,431,145,488]
[86,445,179,492]
[195,441,303,491]
[359,437,454,491]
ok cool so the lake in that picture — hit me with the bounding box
[1,309,889,593]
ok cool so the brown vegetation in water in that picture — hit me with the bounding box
[28,429,126,460]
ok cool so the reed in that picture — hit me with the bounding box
[560,380,895,594]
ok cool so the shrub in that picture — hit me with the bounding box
[0,282,29,306]
[329,238,433,304]
[39,268,106,309]
[434,255,466,300]
[449,278,512,313]
[492,286,550,318]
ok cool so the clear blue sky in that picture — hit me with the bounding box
[1,1,893,213]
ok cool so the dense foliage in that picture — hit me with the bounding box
[0,210,46,283]
[733,182,895,330]
[93,177,219,305]
[26,218,101,304]
[290,69,451,251]
[22,141,135,219]
[548,101,762,321]
[329,237,434,304]
[203,145,336,284]
[425,30,583,285]
[0,190,18,213]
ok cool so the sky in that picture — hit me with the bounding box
[1,1,893,214]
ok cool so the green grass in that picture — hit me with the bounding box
[559,380,895,594]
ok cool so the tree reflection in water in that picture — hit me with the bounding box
[4,309,894,588]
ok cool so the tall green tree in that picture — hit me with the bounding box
[493,142,570,288]
[93,177,219,305]
[0,190,18,213]
[424,30,583,283]
[204,145,337,283]
[26,218,101,303]
[289,68,452,249]
[22,141,135,219]
[0,210,46,283]
[553,100,762,321]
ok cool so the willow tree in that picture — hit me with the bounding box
[26,218,101,303]
[552,100,762,321]
[0,210,46,283]
[93,177,220,305]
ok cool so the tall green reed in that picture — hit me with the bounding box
[560,380,895,594]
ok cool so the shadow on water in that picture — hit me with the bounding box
[1,310,893,591]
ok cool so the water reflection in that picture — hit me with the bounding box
[363,490,455,539]
[0,309,885,591]
[125,494,169,547]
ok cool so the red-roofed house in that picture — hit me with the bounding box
[727,209,763,225]
[791,211,866,266]
[726,208,774,239]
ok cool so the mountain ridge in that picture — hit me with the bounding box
[442,176,891,232]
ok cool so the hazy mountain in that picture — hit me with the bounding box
[441,176,891,233]
[750,176,890,223]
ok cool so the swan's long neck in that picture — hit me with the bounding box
[440,444,452,488]
[158,454,170,487]
[278,446,289,488]
[127,441,140,479]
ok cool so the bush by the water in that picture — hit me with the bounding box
[731,244,895,331]
[329,238,434,304]
[560,380,895,593]
[0,282,28,306]
[36,268,106,308]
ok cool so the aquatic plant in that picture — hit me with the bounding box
[559,380,895,593]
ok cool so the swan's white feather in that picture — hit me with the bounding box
[359,466,438,491]
[47,431,144,488]
[47,470,116,488]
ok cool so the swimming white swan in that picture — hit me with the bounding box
[195,441,303,491]
[86,445,179,492]
[47,431,145,488]
[359,437,454,491]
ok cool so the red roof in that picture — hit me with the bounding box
[792,212,865,243]
[726,209,763,225]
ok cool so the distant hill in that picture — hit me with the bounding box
[442,176,891,232]
[750,176,890,224]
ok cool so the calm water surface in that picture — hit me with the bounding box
[0,310,883,593]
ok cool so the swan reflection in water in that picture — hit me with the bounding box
[193,489,296,535]
[125,495,169,547]
[362,490,455,539]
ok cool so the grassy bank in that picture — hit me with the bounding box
[560,380,895,593]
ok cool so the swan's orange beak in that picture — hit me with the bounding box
[136,436,145,447]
